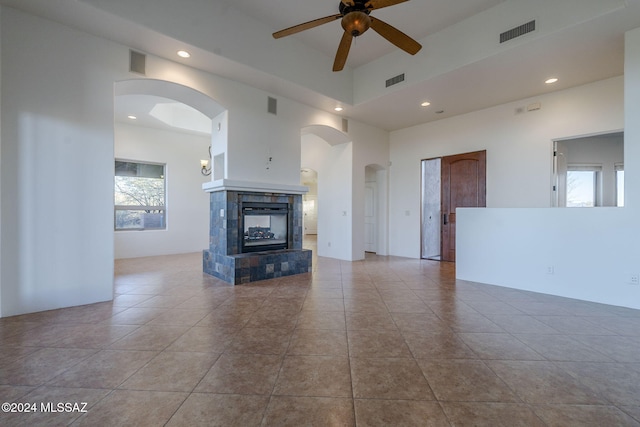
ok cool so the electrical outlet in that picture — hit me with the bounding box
[630,274,639,285]
[546,266,555,275]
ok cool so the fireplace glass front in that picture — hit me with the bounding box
[241,202,289,253]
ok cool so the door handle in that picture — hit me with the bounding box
[443,213,448,225]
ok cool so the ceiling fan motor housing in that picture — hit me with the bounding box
[341,11,371,37]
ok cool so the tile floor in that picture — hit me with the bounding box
[1,239,640,426]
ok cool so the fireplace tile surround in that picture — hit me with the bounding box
[203,189,311,284]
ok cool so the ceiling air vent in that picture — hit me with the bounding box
[129,50,146,75]
[385,73,405,88]
[500,20,536,44]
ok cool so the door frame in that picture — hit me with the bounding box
[420,150,487,261]
[420,157,442,260]
[364,182,377,253]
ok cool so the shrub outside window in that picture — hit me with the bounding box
[115,160,166,230]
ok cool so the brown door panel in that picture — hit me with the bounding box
[441,151,486,262]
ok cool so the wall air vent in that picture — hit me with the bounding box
[268,97,277,115]
[129,50,146,75]
[500,20,536,44]
[342,118,349,133]
[385,73,405,88]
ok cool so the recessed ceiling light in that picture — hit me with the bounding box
[545,77,558,84]
[420,101,431,107]
[127,115,137,120]
[334,106,343,112]
[177,50,191,58]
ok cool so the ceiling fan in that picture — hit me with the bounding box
[272,0,422,72]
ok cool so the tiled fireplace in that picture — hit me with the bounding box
[202,181,312,284]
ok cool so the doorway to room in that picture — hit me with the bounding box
[552,132,624,207]
[300,168,318,236]
[364,165,379,253]
[113,79,225,260]
[421,150,486,262]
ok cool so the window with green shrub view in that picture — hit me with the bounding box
[115,160,166,230]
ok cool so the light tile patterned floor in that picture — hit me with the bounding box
[1,238,640,426]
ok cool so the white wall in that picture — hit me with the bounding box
[457,207,639,309]
[211,111,228,181]
[301,133,353,260]
[624,27,640,209]
[455,27,640,309]
[0,7,387,316]
[1,8,119,316]
[350,121,391,259]
[389,76,624,259]
[114,123,210,259]
[393,29,640,309]
[0,6,3,317]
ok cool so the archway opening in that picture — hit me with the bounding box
[301,124,352,260]
[113,80,226,259]
[300,168,318,251]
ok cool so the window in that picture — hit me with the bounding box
[616,164,624,207]
[115,160,166,230]
[566,165,601,207]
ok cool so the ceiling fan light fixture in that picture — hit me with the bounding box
[341,11,371,37]
[272,0,421,72]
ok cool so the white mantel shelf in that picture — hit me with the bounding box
[202,179,308,195]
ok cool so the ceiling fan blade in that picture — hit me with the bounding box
[341,0,356,6]
[273,14,342,39]
[365,0,408,11]
[333,31,353,71]
[370,17,422,55]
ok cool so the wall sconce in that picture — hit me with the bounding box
[201,146,212,176]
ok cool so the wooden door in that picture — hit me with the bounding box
[441,150,486,262]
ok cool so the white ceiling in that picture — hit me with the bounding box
[3,0,640,132]
[115,95,213,136]
[218,0,507,68]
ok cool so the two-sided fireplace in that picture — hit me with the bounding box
[241,202,289,253]
[202,188,312,284]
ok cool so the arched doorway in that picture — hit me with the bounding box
[300,124,352,260]
[113,80,226,259]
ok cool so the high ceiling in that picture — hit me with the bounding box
[3,0,640,132]
[218,0,507,68]
[115,95,213,136]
